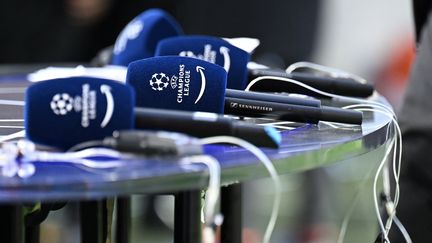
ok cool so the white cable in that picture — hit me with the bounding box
[0,119,24,122]
[371,135,395,242]
[181,155,221,243]
[0,126,24,129]
[319,121,359,129]
[249,73,402,240]
[0,130,25,143]
[332,108,396,242]
[285,61,368,84]
[344,105,402,208]
[393,215,413,243]
[337,120,394,243]
[245,76,395,117]
[246,73,409,242]
[199,136,281,243]
[344,106,399,214]
[23,148,125,169]
[0,99,25,106]
[342,104,403,214]
[0,141,126,178]
[352,108,407,241]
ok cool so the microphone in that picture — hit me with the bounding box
[126,56,228,114]
[111,9,183,66]
[225,89,320,108]
[126,56,363,124]
[224,97,362,125]
[155,35,374,98]
[25,77,280,149]
[25,77,135,150]
[155,35,250,90]
[248,68,375,98]
[134,107,281,148]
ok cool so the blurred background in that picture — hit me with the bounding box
[0,0,414,242]
[0,0,414,109]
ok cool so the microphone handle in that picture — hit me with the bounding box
[224,97,362,124]
[134,107,280,148]
[248,69,374,98]
[135,107,231,133]
[225,88,320,107]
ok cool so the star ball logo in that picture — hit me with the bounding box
[179,44,231,72]
[148,65,206,104]
[149,73,170,91]
[49,84,115,128]
[50,93,74,115]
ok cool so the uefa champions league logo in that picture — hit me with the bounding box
[50,93,74,115]
[149,73,170,91]
[178,45,231,72]
[49,84,114,128]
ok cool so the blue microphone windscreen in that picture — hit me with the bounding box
[25,77,135,150]
[155,35,250,90]
[111,9,183,66]
[127,56,227,114]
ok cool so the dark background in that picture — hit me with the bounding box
[0,0,319,68]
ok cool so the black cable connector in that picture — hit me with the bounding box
[102,130,203,157]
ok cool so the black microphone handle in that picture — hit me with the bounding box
[133,107,280,148]
[135,107,230,135]
[225,89,320,107]
[248,69,374,98]
[224,97,362,124]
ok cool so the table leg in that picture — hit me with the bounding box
[221,183,242,243]
[25,225,39,243]
[80,200,107,243]
[115,197,131,243]
[0,204,24,243]
[174,190,201,243]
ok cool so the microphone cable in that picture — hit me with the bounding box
[246,76,394,117]
[345,106,408,242]
[0,140,126,178]
[285,61,368,85]
[0,130,26,143]
[180,155,222,243]
[245,71,410,242]
[67,132,225,243]
[0,99,26,143]
[337,121,394,243]
[199,136,281,243]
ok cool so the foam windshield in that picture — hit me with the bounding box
[127,56,227,114]
[25,77,135,149]
[155,35,250,90]
[111,9,183,66]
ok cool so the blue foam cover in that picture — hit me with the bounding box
[127,56,227,114]
[155,35,250,90]
[25,77,135,150]
[111,9,183,66]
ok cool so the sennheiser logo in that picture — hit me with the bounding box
[233,103,273,111]
[179,44,231,72]
[113,20,143,54]
[149,73,170,91]
[50,93,74,115]
[50,84,114,128]
[150,64,207,104]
